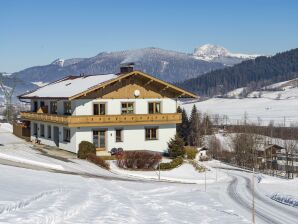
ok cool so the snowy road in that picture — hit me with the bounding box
[224,170,298,224]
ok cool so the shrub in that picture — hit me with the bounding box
[189,160,206,172]
[159,157,183,170]
[184,146,198,160]
[117,151,162,170]
[168,134,185,158]
[78,141,96,159]
[87,153,110,170]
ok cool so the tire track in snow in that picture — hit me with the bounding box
[0,189,64,215]
[227,173,295,224]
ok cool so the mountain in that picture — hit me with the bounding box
[11,47,225,85]
[193,44,260,66]
[178,48,298,97]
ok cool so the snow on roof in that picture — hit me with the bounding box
[21,74,117,98]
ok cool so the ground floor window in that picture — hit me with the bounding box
[93,130,106,148]
[40,124,45,137]
[115,129,123,142]
[33,123,38,137]
[145,127,158,140]
[47,125,51,139]
[63,128,71,142]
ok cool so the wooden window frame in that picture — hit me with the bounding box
[115,128,123,142]
[93,102,106,115]
[148,101,161,114]
[121,102,135,114]
[64,101,72,115]
[63,128,71,142]
[40,124,45,137]
[145,127,158,141]
[47,125,52,139]
[93,129,107,149]
[50,101,57,114]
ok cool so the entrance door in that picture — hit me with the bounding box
[93,129,106,150]
[53,126,59,147]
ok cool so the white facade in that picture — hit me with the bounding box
[30,98,178,154]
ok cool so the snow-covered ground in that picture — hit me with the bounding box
[0,164,251,224]
[110,161,228,184]
[183,79,298,126]
[1,124,297,223]
[183,97,298,126]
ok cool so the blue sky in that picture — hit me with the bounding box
[1,0,297,72]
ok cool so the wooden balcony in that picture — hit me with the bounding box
[20,112,182,127]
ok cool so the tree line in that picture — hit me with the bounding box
[177,48,298,97]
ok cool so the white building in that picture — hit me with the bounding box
[18,66,197,155]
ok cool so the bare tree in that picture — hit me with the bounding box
[283,139,297,179]
[0,75,16,123]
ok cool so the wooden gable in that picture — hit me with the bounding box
[75,71,196,99]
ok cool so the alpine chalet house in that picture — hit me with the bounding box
[18,64,197,155]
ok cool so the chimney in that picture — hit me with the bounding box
[120,62,135,73]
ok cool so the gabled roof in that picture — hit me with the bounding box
[19,71,197,100]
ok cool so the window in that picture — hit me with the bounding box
[145,127,158,140]
[47,125,51,139]
[148,102,161,114]
[93,103,106,115]
[33,101,38,112]
[115,129,123,142]
[33,123,38,137]
[64,101,72,115]
[121,102,134,114]
[93,130,106,148]
[40,101,45,108]
[50,101,57,114]
[63,128,71,142]
[40,124,45,137]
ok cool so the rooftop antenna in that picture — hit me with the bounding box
[0,74,16,123]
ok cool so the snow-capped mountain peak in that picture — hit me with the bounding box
[193,44,229,59]
[193,44,260,66]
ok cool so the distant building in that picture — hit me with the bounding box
[256,144,298,177]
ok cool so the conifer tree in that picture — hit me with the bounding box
[176,106,189,145]
[168,134,185,158]
[188,105,201,146]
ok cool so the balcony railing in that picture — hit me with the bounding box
[20,111,182,127]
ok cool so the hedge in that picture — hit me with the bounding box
[87,153,110,170]
[117,151,162,170]
[159,157,183,170]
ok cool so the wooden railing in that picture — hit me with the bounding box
[20,112,182,127]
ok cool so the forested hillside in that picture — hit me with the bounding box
[178,48,298,96]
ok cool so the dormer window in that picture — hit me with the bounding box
[64,101,72,115]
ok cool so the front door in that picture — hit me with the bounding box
[53,126,59,147]
[93,129,106,150]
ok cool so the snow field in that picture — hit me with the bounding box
[0,164,248,224]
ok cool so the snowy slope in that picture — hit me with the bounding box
[183,79,298,126]
[183,97,298,126]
